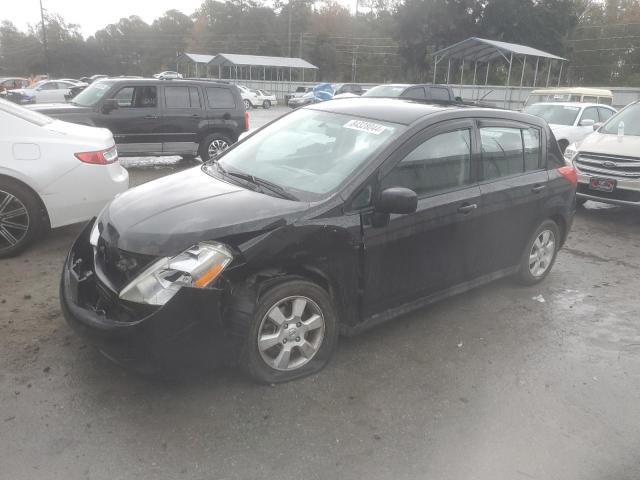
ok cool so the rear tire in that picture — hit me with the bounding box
[263,100,271,109]
[576,197,587,207]
[236,280,338,384]
[198,133,232,162]
[0,179,43,258]
[517,220,560,285]
[243,99,251,110]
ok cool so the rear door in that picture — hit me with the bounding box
[203,86,240,135]
[97,84,163,155]
[362,120,482,317]
[161,85,203,155]
[474,120,548,274]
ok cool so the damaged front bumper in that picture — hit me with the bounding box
[60,221,235,373]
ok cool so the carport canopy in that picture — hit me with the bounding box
[176,53,216,78]
[209,53,318,82]
[432,37,568,87]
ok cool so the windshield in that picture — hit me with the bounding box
[524,104,580,126]
[71,80,115,107]
[601,102,640,136]
[209,109,402,200]
[0,98,53,126]
[363,85,407,97]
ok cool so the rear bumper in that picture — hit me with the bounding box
[576,173,640,207]
[60,222,234,373]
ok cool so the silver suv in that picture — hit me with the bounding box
[565,101,640,207]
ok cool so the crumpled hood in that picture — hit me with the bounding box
[576,131,640,157]
[98,166,310,256]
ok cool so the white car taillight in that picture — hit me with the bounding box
[75,145,118,165]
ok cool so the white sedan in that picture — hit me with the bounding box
[0,99,129,257]
[251,89,278,109]
[154,71,183,80]
[10,80,79,104]
[523,102,617,152]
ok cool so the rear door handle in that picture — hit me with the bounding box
[458,203,478,214]
[532,184,546,193]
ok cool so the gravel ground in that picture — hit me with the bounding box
[1,107,639,479]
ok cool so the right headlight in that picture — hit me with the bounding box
[119,242,233,306]
[563,143,579,165]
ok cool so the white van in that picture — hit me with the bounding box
[525,88,613,107]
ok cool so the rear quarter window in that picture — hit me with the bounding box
[205,87,236,109]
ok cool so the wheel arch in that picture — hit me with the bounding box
[0,173,50,229]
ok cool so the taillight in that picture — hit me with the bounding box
[558,165,578,188]
[244,111,249,130]
[75,145,118,165]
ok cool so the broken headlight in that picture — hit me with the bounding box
[118,242,233,306]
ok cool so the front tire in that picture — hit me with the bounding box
[198,133,232,161]
[238,280,338,384]
[517,220,560,285]
[243,99,251,110]
[0,179,43,258]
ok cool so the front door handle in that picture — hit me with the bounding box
[532,184,546,193]
[191,114,201,118]
[458,203,478,214]
[143,114,158,119]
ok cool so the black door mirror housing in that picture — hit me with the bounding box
[375,187,418,215]
[102,99,119,114]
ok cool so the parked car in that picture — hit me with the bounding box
[29,79,248,160]
[363,83,462,103]
[10,80,78,104]
[60,98,576,382]
[525,87,614,107]
[288,83,334,109]
[251,89,278,109]
[0,77,29,93]
[236,85,260,110]
[524,102,617,152]
[57,78,88,86]
[284,86,313,104]
[154,71,183,80]
[0,98,128,257]
[333,83,364,96]
[565,100,640,208]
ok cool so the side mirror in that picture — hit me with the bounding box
[580,119,595,127]
[455,96,463,103]
[102,99,119,114]
[375,187,418,215]
[593,122,603,131]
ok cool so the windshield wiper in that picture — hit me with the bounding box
[225,169,298,201]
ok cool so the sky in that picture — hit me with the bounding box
[2,0,206,37]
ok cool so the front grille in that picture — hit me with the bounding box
[94,241,157,292]
[575,152,640,179]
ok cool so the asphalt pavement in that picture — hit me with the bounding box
[1,105,639,479]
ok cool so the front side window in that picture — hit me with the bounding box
[381,129,471,196]
[401,87,426,100]
[481,126,541,180]
[208,109,403,200]
[39,82,57,90]
[112,86,157,108]
[580,107,599,124]
[601,103,640,136]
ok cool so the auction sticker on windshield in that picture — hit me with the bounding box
[344,119,388,135]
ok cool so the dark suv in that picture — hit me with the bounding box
[30,79,248,160]
[61,99,576,383]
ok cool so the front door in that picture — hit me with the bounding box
[160,85,203,155]
[474,121,549,274]
[97,84,163,155]
[362,121,482,319]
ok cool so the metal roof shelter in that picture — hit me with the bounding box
[432,37,568,88]
[209,53,318,82]
[176,53,216,78]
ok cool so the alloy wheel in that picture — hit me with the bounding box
[243,99,251,110]
[529,229,555,277]
[207,139,229,158]
[257,296,326,371]
[0,190,30,251]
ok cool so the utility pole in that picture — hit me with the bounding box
[39,0,50,75]
[287,0,292,57]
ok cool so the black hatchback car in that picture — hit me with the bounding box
[61,98,577,383]
[30,79,248,160]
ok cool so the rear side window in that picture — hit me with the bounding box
[164,86,201,109]
[206,87,235,109]
[583,95,597,103]
[382,129,471,196]
[481,127,542,180]
[429,87,451,101]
